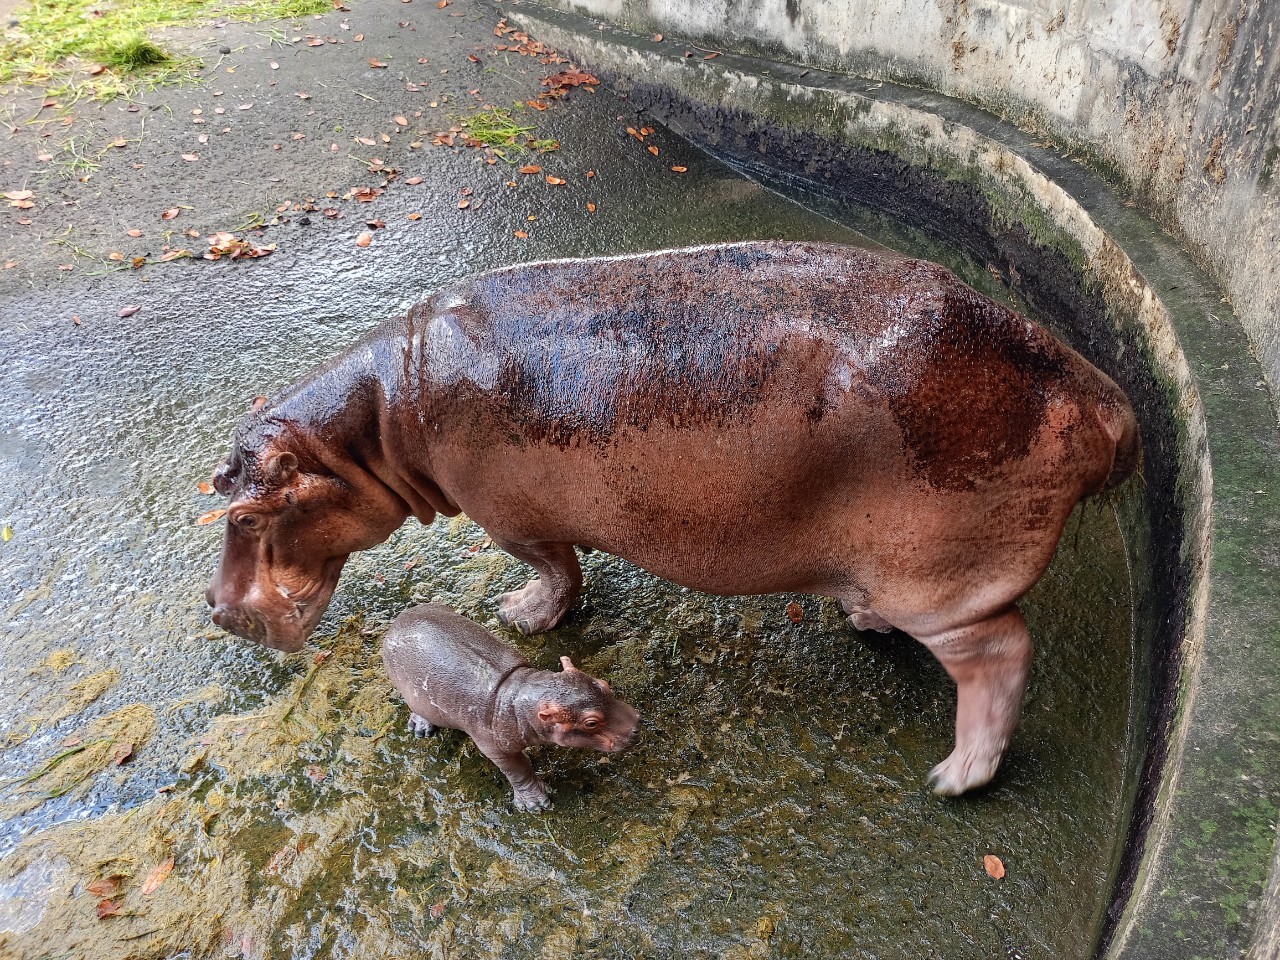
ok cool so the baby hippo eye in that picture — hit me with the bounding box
[581,717,600,731]
[235,512,261,530]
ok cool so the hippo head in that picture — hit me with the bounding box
[205,410,409,652]
[534,658,641,754]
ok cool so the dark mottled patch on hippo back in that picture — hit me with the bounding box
[431,242,891,447]
[870,269,1069,491]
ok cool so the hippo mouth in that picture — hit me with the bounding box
[207,557,347,653]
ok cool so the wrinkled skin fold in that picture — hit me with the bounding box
[205,241,1139,793]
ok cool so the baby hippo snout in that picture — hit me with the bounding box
[382,603,639,812]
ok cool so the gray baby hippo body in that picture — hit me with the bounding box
[383,603,640,811]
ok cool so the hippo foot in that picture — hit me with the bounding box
[496,579,569,636]
[927,745,1003,797]
[407,713,437,737]
[512,779,551,813]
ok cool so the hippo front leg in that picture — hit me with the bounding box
[491,539,582,636]
[482,747,551,812]
[919,606,1034,796]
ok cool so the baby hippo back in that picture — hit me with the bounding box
[382,603,528,733]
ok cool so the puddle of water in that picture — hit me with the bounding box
[0,122,1133,958]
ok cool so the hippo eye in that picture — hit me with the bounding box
[581,717,600,731]
[234,512,261,530]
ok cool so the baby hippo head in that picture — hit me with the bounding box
[534,657,639,753]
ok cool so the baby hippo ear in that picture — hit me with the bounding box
[560,656,579,673]
[594,678,612,694]
[537,701,573,725]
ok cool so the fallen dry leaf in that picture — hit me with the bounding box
[983,855,1006,879]
[519,165,542,174]
[96,899,124,919]
[355,232,373,247]
[197,481,215,495]
[196,508,228,526]
[786,601,805,623]
[86,876,124,899]
[405,176,424,185]
[161,207,180,220]
[586,202,597,212]
[126,228,143,238]
[140,857,175,896]
[3,190,34,201]
[648,145,659,156]
[671,165,688,173]
[430,902,446,920]
[108,252,126,262]
[546,175,566,185]
[394,115,408,126]
[457,199,470,209]
[653,33,664,41]
[703,51,721,59]
[204,233,274,261]
[436,0,450,7]
[118,305,140,318]
[181,153,199,162]
[407,212,422,220]
[514,229,528,239]
[111,741,134,766]
[368,58,389,68]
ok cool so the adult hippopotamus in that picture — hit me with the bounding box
[205,241,1138,795]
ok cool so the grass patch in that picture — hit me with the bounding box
[448,106,560,160]
[0,0,333,93]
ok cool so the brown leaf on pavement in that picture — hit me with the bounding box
[983,855,1006,879]
[96,899,124,919]
[197,481,215,495]
[368,58,389,68]
[118,305,140,318]
[355,232,372,247]
[126,229,143,238]
[196,508,228,526]
[671,165,688,173]
[519,165,542,174]
[86,876,124,899]
[161,207,180,220]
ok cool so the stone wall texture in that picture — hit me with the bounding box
[543,0,1280,410]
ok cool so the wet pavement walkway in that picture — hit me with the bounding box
[0,2,1135,957]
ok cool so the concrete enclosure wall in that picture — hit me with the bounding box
[544,0,1280,409]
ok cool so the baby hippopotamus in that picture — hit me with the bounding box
[382,603,640,811]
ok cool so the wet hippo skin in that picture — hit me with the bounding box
[382,603,640,811]
[205,241,1139,795]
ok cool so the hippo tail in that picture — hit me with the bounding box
[1094,395,1141,493]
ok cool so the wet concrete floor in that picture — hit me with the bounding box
[0,1,1134,957]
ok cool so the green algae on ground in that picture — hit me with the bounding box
[2,703,155,815]
[0,504,1133,959]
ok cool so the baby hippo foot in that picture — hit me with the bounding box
[496,579,571,636]
[512,777,551,813]
[407,712,437,737]
[927,743,1005,797]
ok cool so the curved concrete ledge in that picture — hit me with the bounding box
[511,4,1280,956]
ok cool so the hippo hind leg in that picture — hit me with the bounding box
[917,606,1033,796]
[492,539,583,636]
[407,713,437,737]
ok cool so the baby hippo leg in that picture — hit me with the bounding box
[407,713,437,737]
[491,539,583,636]
[918,606,1034,796]
[482,747,551,812]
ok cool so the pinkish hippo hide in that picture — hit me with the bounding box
[382,603,639,811]
[205,241,1139,795]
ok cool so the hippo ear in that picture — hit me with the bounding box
[263,452,298,486]
[560,656,579,673]
[537,701,572,725]
[594,678,612,694]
